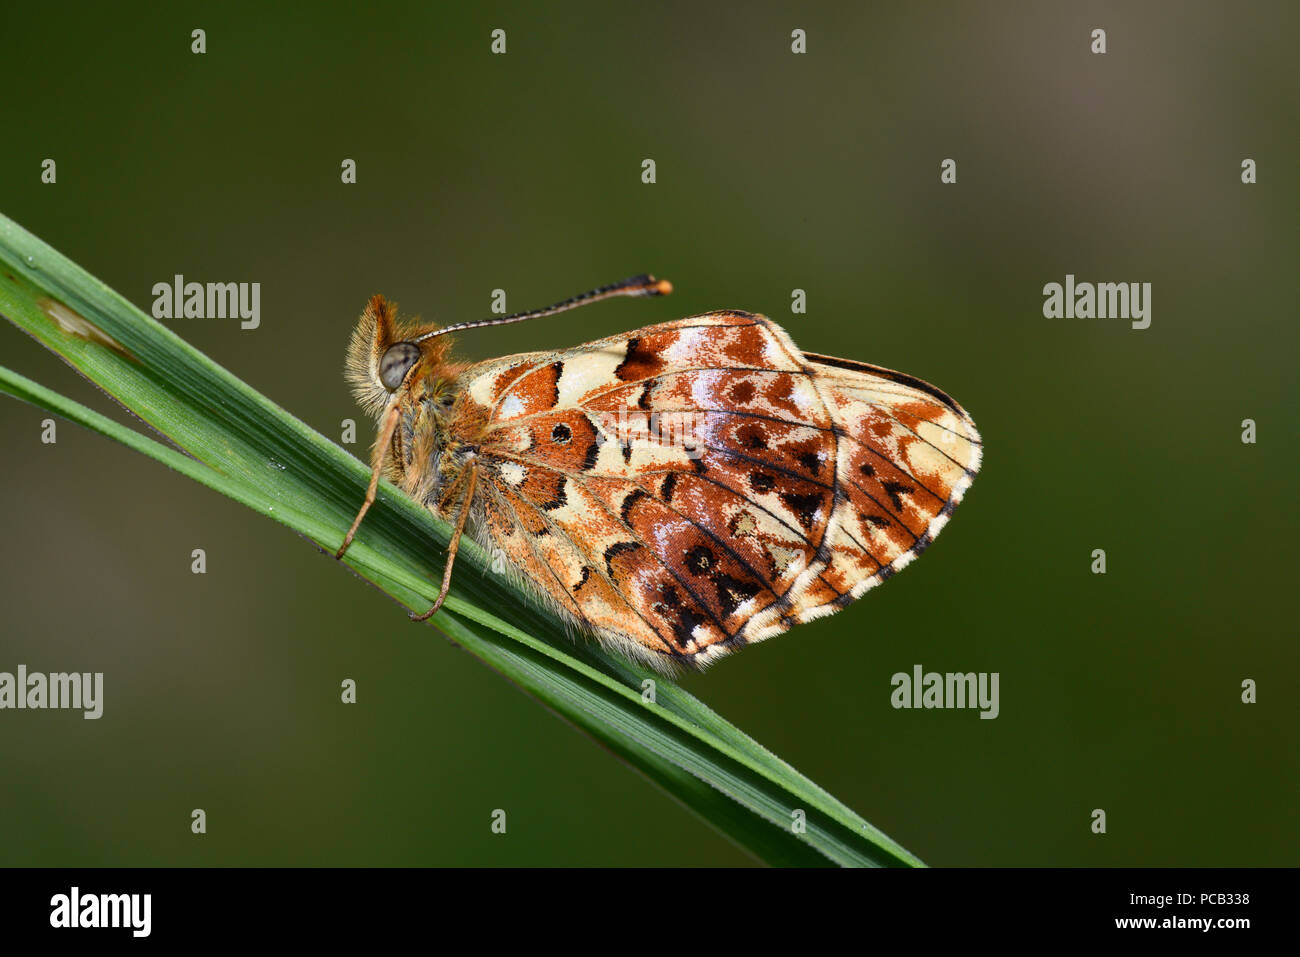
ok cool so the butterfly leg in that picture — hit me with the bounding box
[410,465,479,622]
[335,397,402,560]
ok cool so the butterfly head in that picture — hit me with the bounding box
[346,294,460,419]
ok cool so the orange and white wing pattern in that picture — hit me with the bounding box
[454,312,981,671]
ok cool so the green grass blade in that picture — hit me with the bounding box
[0,212,923,867]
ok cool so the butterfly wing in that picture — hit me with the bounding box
[456,312,981,670]
[764,351,982,634]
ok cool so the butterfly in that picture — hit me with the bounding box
[336,275,981,672]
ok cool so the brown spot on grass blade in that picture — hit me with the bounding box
[37,297,135,360]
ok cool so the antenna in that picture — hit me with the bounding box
[412,274,672,343]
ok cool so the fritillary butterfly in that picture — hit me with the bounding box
[336,275,981,672]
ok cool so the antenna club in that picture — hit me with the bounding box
[651,278,673,296]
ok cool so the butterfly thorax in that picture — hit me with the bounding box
[389,366,475,512]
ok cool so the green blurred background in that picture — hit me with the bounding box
[1,1,1296,866]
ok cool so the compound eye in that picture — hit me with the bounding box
[378,342,421,391]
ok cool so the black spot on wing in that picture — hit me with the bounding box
[798,451,822,476]
[685,545,715,575]
[859,511,890,528]
[603,541,641,577]
[614,336,667,382]
[683,545,761,622]
[737,424,767,450]
[781,491,824,530]
[620,488,648,524]
[882,480,911,511]
[541,478,568,512]
[656,583,706,650]
[548,362,563,405]
[714,574,760,619]
[661,471,678,503]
